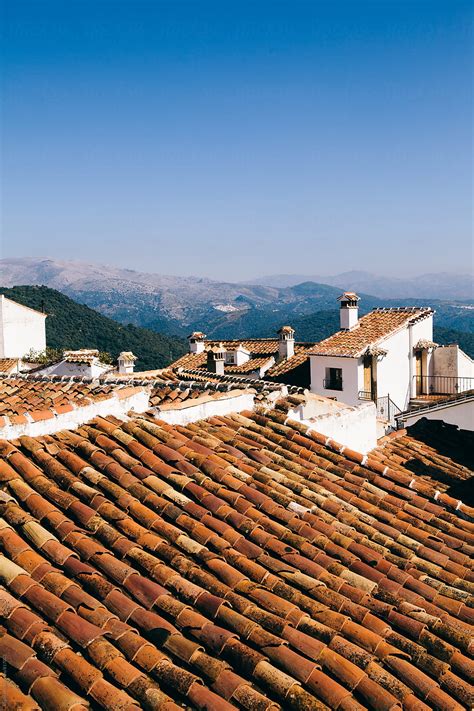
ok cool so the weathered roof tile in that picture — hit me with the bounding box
[0,399,471,710]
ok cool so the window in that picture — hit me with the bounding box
[324,367,343,390]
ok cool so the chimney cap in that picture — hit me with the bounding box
[188,331,207,340]
[337,291,360,303]
[118,351,137,362]
[277,325,295,335]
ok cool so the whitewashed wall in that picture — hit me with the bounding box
[431,345,458,377]
[376,316,434,408]
[287,400,377,454]
[374,328,411,409]
[457,349,474,379]
[310,355,360,405]
[0,389,150,440]
[431,345,474,393]
[37,360,111,378]
[0,296,46,359]
[400,398,473,431]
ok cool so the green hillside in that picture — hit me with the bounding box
[1,285,186,371]
[434,327,474,358]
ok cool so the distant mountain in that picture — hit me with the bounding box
[243,270,473,300]
[0,285,186,371]
[1,258,472,340]
[0,258,352,334]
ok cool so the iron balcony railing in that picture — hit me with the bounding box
[376,395,401,426]
[413,375,474,396]
[358,391,401,427]
[323,378,343,391]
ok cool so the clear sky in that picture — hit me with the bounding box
[1,0,472,281]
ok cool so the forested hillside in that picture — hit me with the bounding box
[1,285,186,371]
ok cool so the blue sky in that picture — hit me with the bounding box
[1,0,472,280]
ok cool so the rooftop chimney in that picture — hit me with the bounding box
[278,325,295,360]
[188,331,206,354]
[207,344,225,375]
[338,292,360,331]
[117,351,137,375]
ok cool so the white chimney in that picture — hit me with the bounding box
[278,325,295,360]
[207,344,225,375]
[188,331,206,354]
[338,292,360,330]
[117,351,137,375]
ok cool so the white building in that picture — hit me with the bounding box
[0,295,46,359]
[309,292,473,413]
[36,349,113,379]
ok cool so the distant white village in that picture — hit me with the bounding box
[1,290,472,453]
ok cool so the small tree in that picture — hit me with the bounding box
[23,347,63,365]
[98,351,114,364]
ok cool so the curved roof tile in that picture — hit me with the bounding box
[0,408,471,710]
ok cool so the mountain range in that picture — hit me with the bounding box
[1,257,472,341]
[243,270,473,300]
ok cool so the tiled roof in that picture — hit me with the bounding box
[0,410,472,709]
[375,425,473,488]
[0,376,119,421]
[106,368,180,382]
[173,340,281,372]
[176,368,306,394]
[266,347,314,378]
[0,358,19,374]
[310,308,434,358]
[226,357,274,374]
[149,383,215,408]
[173,340,316,380]
[63,349,102,364]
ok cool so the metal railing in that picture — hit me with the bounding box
[413,375,474,396]
[376,395,401,427]
[358,390,373,401]
[323,378,343,391]
[398,388,474,422]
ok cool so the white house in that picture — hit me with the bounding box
[0,295,46,359]
[36,349,113,379]
[309,292,473,412]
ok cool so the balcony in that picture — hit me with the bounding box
[413,375,474,397]
[410,375,474,412]
[323,377,343,391]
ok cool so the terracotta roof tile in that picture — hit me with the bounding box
[171,338,316,380]
[310,308,434,357]
[0,376,121,419]
[0,358,19,374]
[0,400,471,709]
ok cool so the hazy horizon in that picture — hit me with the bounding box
[1,255,472,285]
[2,1,472,281]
